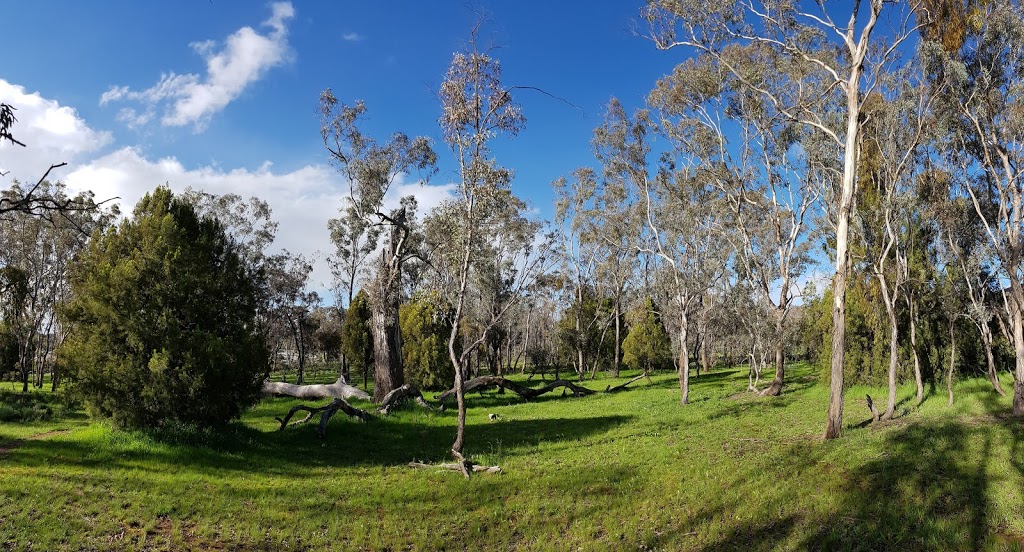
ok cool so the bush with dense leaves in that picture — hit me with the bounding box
[61,187,269,428]
[622,297,673,372]
[400,291,455,390]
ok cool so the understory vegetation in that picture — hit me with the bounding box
[2,363,1022,551]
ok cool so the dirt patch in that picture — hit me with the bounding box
[0,429,70,456]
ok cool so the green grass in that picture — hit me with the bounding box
[2,364,1023,551]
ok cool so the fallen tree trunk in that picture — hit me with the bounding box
[275,398,372,438]
[605,372,650,393]
[434,376,595,402]
[378,384,434,415]
[263,377,370,402]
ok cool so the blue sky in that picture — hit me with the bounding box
[1,1,682,294]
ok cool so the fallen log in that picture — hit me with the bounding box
[262,377,370,402]
[434,376,595,402]
[275,398,372,438]
[604,372,650,393]
[377,384,434,415]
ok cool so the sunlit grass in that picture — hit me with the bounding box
[1,364,1022,551]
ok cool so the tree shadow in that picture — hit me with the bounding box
[802,421,997,550]
[3,411,634,477]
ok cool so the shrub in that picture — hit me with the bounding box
[62,187,269,428]
[400,291,455,390]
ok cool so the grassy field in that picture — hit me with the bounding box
[1,364,1023,551]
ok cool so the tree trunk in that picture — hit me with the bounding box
[760,303,787,397]
[613,300,622,377]
[824,84,861,440]
[878,273,898,420]
[980,322,1006,396]
[1010,283,1024,416]
[678,307,690,405]
[948,319,956,408]
[368,253,403,402]
[908,294,924,406]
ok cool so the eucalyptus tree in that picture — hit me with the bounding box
[319,92,437,402]
[553,170,613,379]
[645,0,924,436]
[0,181,115,391]
[432,30,552,466]
[262,252,319,384]
[181,188,278,272]
[592,99,727,405]
[853,65,935,420]
[926,0,1024,415]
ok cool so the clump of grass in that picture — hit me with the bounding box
[0,389,74,422]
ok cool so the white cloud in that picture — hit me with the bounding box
[100,2,295,131]
[3,77,457,301]
[65,147,456,296]
[342,32,364,42]
[0,79,112,180]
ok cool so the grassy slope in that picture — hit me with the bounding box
[1,364,1023,551]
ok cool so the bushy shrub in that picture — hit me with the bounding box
[622,297,673,372]
[62,187,269,428]
[400,291,455,390]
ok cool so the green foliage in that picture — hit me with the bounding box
[622,297,672,372]
[0,390,71,422]
[61,186,268,429]
[341,289,373,381]
[0,323,17,377]
[399,291,455,390]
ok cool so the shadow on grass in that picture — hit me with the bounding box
[5,410,633,476]
[802,420,997,551]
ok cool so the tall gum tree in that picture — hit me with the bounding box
[645,0,924,437]
[592,100,726,405]
[435,29,528,465]
[319,94,437,402]
[926,0,1024,416]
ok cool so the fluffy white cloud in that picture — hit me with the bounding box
[3,78,456,301]
[64,147,456,296]
[0,79,112,180]
[342,32,364,42]
[100,2,296,131]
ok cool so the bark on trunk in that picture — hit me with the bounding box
[679,308,690,405]
[908,294,924,406]
[262,378,371,401]
[613,301,622,377]
[980,323,1006,396]
[948,320,956,408]
[1011,286,1024,416]
[878,274,898,420]
[760,304,787,397]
